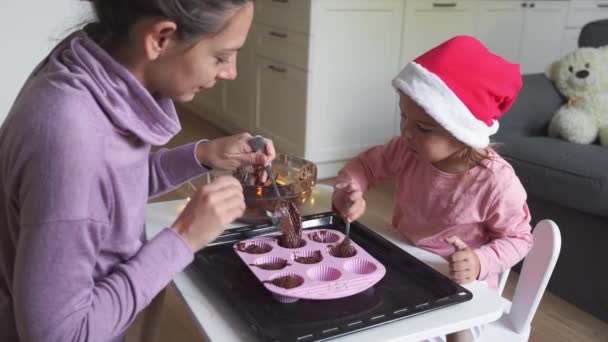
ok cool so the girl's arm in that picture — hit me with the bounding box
[335,136,407,192]
[474,175,534,280]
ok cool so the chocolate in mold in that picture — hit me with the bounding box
[264,274,304,289]
[329,239,357,258]
[293,250,323,264]
[251,259,291,270]
[308,230,340,243]
[236,242,273,254]
[275,201,304,249]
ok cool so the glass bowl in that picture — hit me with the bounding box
[232,153,317,224]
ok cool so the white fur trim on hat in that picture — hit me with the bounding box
[392,62,498,148]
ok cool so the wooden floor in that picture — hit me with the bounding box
[126,107,608,342]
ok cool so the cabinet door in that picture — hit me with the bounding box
[223,26,255,132]
[308,0,405,161]
[402,0,478,65]
[561,28,580,57]
[254,57,307,156]
[477,1,524,63]
[520,1,568,74]
[566,0,608,30]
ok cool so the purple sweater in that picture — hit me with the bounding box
[0,32,205,341]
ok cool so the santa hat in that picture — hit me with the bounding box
[392,36,522,148]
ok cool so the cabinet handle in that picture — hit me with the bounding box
[268,65,287,73]
[272,0,288,3]
[522,2,527,7]
[530,2,535,8]
[269,31,288,38]
[433,2,457,8]
[598,4,608,8]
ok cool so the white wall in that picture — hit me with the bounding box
[0,1,93,124]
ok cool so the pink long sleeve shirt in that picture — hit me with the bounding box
[336,137,533,289]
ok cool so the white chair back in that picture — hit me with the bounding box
[508,219,561,333]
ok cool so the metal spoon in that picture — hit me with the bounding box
[344,219,351,241]
[249,135,281,199]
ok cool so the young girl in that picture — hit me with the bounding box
[0,1,272,341]
[332,36,533,342]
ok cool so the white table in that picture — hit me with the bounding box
[145,185,506,341]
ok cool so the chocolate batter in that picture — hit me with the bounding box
[264,275,303,289]
[294,251,322,264]
[329,239,357,258]
[236,242,272,254]
[275,201,304,249]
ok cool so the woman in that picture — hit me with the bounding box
[0,0,268,341]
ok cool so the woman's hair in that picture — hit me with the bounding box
[88,0,252,43]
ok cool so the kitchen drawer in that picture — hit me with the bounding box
[405,0,478,12]
[566,1,608,28]
[255,0,311,34]
[255,56,307,155]
[254,24,309,70]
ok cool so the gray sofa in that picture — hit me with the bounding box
[494,20,608,321]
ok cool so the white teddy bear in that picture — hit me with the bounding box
[547,47,608,145]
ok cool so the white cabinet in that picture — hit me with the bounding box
[477,1,567,74]
[520,1,569,74]
[307,0,405,164]
[477,1,525,63]
[189,0,404,178]
[402,0,478,64]
[184,0,581,178]
[562,0,608,56]
[254,57,307,156]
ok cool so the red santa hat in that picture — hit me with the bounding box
[392,36,522,148]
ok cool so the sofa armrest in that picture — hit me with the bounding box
[496,73,564,138]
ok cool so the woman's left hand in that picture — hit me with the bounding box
[445,236,481,285]
[196,133,276,170]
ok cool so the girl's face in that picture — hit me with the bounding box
[144,2,254,102]
[399,93,465,165]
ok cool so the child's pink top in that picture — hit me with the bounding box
[336,137,533,290]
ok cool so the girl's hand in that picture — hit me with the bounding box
[171,176,245,252]
[196,133,276,170]
[332,182,366,222]
[445,236,481,285]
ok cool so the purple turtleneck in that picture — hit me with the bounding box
[0,32,205,341]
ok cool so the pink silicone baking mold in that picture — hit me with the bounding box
[233,229,386,303]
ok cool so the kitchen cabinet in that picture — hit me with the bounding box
[477,1,525,63]
[519,1,569,74]
[188,0,405,178]
[401,0,478,65]
[562,0,608,55]
[186,0,592,178]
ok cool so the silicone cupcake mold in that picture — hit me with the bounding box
[234,229,386,303]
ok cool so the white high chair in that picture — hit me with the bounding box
[479,219,562,341]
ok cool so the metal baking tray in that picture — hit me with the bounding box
[193,212,472,342]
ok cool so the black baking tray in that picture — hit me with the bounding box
[193,212,472,342]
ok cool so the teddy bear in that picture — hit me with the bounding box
[546,46,608,145]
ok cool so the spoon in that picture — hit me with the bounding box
[249,135,281,199]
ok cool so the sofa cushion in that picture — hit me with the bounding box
[496,135,608,218]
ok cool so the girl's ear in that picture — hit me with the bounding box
[143,20,178,61]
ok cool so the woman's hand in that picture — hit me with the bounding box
[196,133,276,170]
[445,236,481,285]
[332,182,366,222]
[171,176,245,252]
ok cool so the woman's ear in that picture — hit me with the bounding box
[143,20,178,61]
